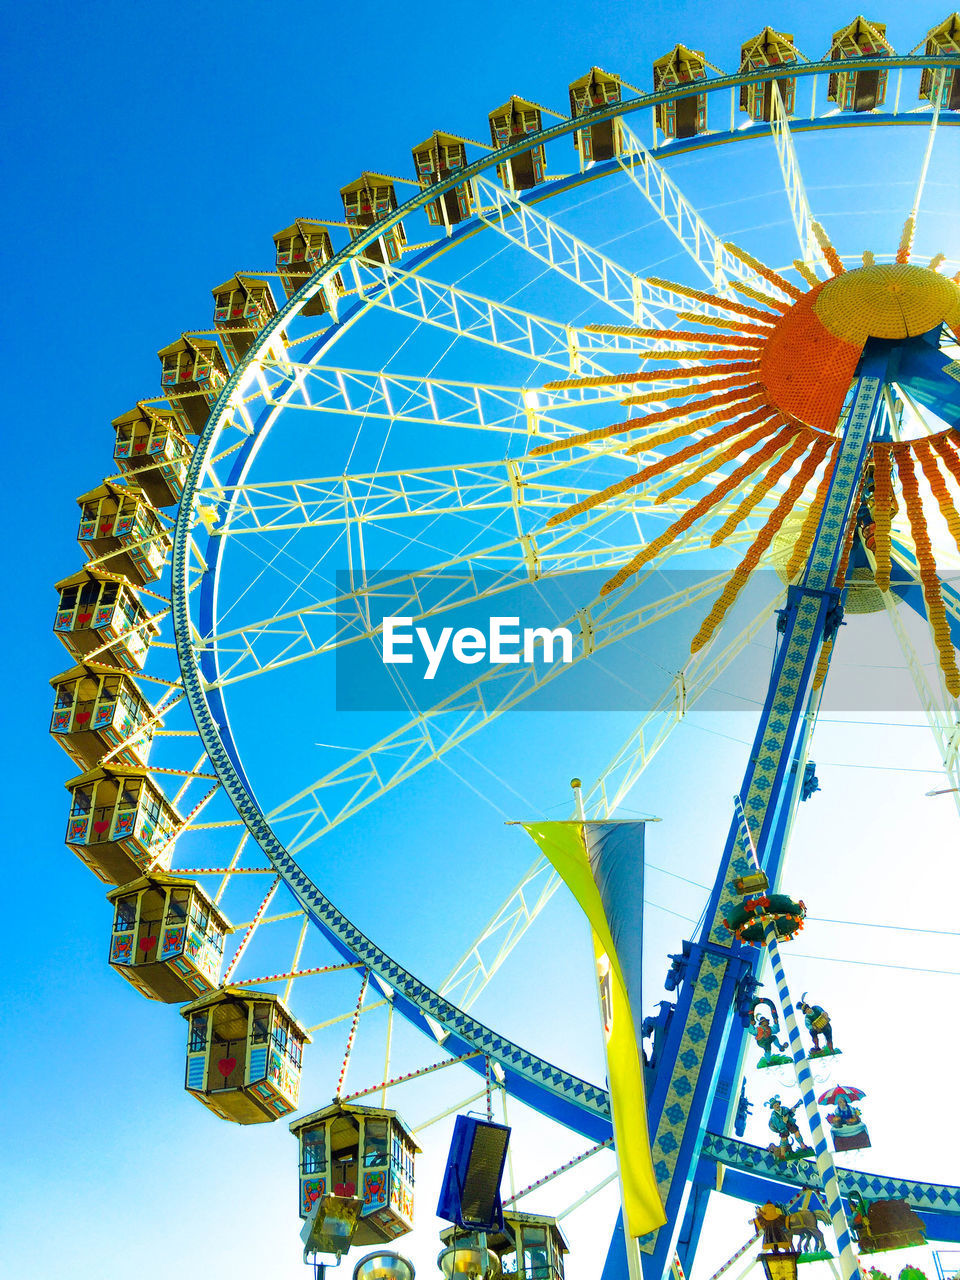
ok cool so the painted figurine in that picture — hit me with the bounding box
[766,1096,812,1161]
[748,997,790,1067]
[798,995,839,1057]
[818,1085,871,1153]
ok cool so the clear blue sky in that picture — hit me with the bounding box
[3,2,959,1278]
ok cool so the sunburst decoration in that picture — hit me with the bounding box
[534,219,960,695]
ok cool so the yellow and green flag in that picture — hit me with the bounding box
[522,820,666,1238]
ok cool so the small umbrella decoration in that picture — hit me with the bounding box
[818,1085,870,1153]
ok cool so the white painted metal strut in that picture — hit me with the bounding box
[768,81,829,271]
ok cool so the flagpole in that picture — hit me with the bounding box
[572,777,644,1280]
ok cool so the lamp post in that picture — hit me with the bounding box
[758,1250,800,1280]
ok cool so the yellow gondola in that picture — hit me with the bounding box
[273,219,346,316]
[568,68,624,162]
[76,480,170,585]
[291,1103,420,1243]
[111,404,192,508]
[412,132,474,227]
[157,334,229,432]
[827,17,892,112]
[50,663,155,770]
[488,96,547,189]
[106,873,229,1000]
[65,764,179,884]
[212,274,283,363]
[182,987,310,1123]
[652,44,708,138]
[739,28,799,121]
[54,568,158,670]
[340,174,407,265]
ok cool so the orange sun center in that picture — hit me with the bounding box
[759,264,960,433]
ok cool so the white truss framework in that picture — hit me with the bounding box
[616,121,779,297]
[345,257,616,378]
[474,174,685,326]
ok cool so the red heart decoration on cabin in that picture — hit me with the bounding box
[134,441,147,453]
[93,820,110,834]
[217,1057,237,1078]
[74,711,91,724]
[100,522,114,534]
[77,612,93,625]
[335,1182,356,1198]
[138,936,157,954]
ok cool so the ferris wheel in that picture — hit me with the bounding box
[51,15,960,1280]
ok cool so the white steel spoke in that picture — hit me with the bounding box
[474,174,683,326]
[617,121,780,297]
[269,569,739,852]
[198,493,777,690]
[909,68,945,221]
[345,257,617,377]
[768,82,828,272]
[438,591,781,1008]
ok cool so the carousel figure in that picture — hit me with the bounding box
[748,997,790,1067]
[766,1096,813,1162]
[798,995,840,1057]
[818,1085,871,1153]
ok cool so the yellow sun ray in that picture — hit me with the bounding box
[709,433,814,548]
[529,383,763,458]
[892,444,960,695]
[689,439,832,651]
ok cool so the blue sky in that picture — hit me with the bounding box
[3,2,959,1278]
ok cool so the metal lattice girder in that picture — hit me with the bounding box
[257,352,644,439]
[767,81,828,271]
[474,174,692,327]
[616,121,780,298]
[699,1133,960,1239]
[438,591,783,1010]
[263,569,741,852]
[344,256,619,378]
[640,370,885,1277]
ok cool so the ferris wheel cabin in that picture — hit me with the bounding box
[181,987,309,1123]
[568,68,625,163]
[65,765,179,884]
[106,873,228,1001]
[488,97,547,189]
[50,664,156,770]
[290,1103,420,1244]
[273,220,346,317]
[76,481,170,586]
[439,1212,569,1280]
[828,17,891,112]
[412,133,474,228]
[652,44,708,139]
[54,568,158,670]
[212,274,282,363]
[111,404,192,508]
[739,28,799,121]
[920,14,960,108]
[157,335,229,433]
[340,174,407,265]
